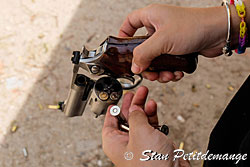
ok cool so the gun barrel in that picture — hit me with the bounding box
[63,74,93,117]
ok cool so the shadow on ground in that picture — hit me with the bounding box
[0,0,138,166]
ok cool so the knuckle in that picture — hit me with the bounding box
[143,3,159,20]
[127,8,141,21]
[157,78,164,83]
[129,110,143,118]
[133,46,143,57]
[129,112,145,124]
[127,12,133,20]
[147,3,159,9]
[133,47,145,63]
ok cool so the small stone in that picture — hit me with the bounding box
[5,77,23,90]
[96,34,100,39]
[23,147,28,158]
[177,115,185,123]
[97,160,102,166]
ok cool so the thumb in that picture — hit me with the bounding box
[131,31,164,74]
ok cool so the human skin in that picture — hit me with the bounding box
[102,86,190,167]
[118,2,250,82]
[102,2,250,167]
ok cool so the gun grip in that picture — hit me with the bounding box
[100,36,198,77]
[147,53,198,74]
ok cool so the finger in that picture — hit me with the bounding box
[129,86,148,109]
[142,71,159,81]
[145,99,158,127]
[118,9,144,37]
[102,109,128,166]
[157,71,174,83]
[103,105,119,136]
[132,30,164,74]
[128,108,152,136]
[128,86,153,137]
[172,71,184,82]
[121,92,134,121]
[145,26,155,36]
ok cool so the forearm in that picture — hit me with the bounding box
[200,0,250,53]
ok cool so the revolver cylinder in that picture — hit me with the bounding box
[88,77,123,116]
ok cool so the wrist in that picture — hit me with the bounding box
[199,6,230,55]
[229,3,242,49]
[199,5,242,54]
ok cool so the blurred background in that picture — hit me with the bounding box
[0,0,249,167]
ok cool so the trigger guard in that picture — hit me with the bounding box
[117,75,143,90]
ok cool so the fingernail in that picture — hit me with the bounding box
[174,72,181,80]
[162,76,169,82]
[131,63,141,74]
[175,75,181,80]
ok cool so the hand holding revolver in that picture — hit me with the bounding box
[60,34,197,117]
[118,4,240,82]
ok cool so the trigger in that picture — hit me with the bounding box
[117,75,143,90]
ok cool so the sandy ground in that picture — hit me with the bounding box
[0,0,249,167]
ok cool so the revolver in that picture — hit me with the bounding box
[59,36,198,117]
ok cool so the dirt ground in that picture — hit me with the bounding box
[0,0,249,167]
